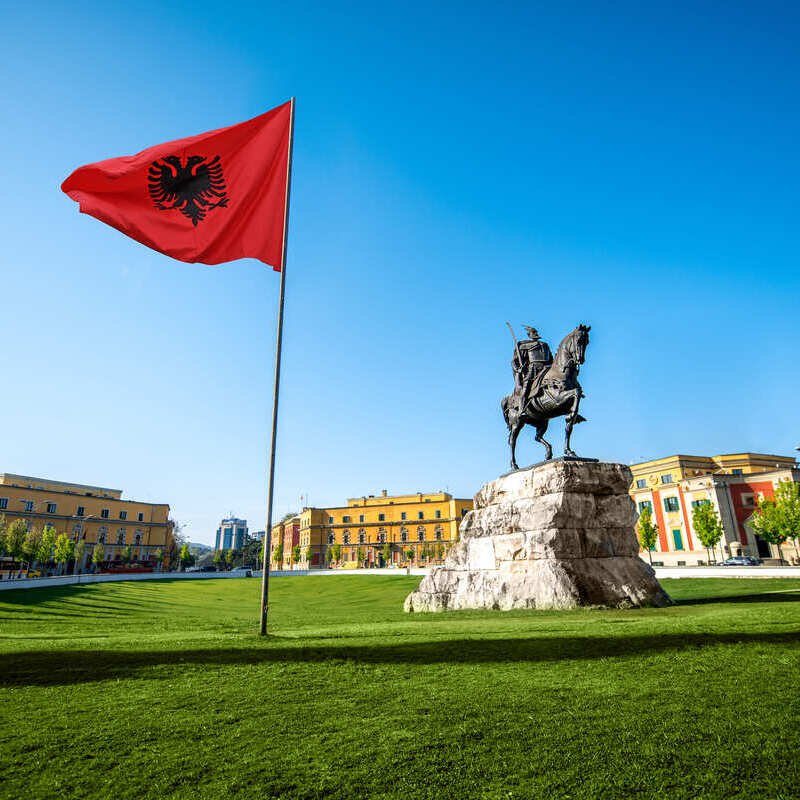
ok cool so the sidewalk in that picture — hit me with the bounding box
[1,564,798,592]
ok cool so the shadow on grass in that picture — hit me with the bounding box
[674,591,800,606]
[2,631,798,687]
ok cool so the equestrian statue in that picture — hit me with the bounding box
[501,323,591,469]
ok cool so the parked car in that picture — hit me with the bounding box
[719,556,761,567]
[200,565,217,572]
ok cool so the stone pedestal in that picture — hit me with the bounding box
[404,460,670,612]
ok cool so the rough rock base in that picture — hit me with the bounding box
[404,459,670,612]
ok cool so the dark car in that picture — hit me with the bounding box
[719,556,761,566]
[200,565,217,572]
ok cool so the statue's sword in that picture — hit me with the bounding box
[506,322,525,408]
[505,320,517,348]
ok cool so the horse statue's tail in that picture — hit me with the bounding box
[501,395,511,428]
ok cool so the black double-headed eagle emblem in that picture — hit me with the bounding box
[147,154,229,226]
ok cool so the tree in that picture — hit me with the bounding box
[241,535,263,568]
[329,543,341,565]
[53,534,74,574]
[5,520,28,563]
[178,543,193,570]
[693,502,724,564]
[356,546,365,567]
[36,526,56,569]
[213,549,225,568]
[273,542,284,567]
[381,542,391,566]
[636,506,659,566]
[304,546,312,565]
[153,548,164,571]
[73,540,86,574]
[405,548,415,563]
[747,482,800,564]
[121,545,133,564]
[773,480,800,561]
[23,526,42,565]
[292,544,301,566]
[91,543,105,571]
[224,549,235,569]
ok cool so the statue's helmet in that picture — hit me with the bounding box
[524,326,540,339]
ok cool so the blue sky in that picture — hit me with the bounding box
[1,1,798,544]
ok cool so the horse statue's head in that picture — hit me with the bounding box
[560,323,591,367]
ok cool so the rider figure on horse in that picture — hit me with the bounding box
[512,326,553,411]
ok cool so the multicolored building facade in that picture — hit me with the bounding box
[629,453,798,565]
[271,490,474,569]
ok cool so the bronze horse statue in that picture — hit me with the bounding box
[501,324,590,469]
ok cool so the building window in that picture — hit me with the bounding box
[76,505,85,517]
[378,513,385,522]
[663,496,680,513]
[101,509,110,519]
[343,515,351,523]
[636,479,647,489]
[46,503,57,514]
[417,526,426,541]
[435,510,442,519]
[328,516,334,524]
[401,512,407,521]
[24,500,34,512]
[137,512,144,522]
[672,529,684,550]
[119,510,128,520]
[358,530,366,544]
[661,474,673,485]
[327,532,335,545]
[378,529,386,543]
[461,508,469,517]
[343,531,351,544]
[638,500,652,513]
[72,524,82,538]
[741,494,756,508]
[732,469,743,476]
[0,498,7,510]
[117,529,125,545]
[400,528,408,543]
[98,527,107,543]
[435,525,443,541]
[691,499,711,508]
[134,530,142,545]
[359,515,365,523]
[417,511,424,520]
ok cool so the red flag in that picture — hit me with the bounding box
[61,100,293,271]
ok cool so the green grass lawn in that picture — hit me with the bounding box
[1,576,799,800]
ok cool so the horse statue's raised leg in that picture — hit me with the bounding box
[534,420,553,461]
[563,389,585,457]
[509,420,523,470]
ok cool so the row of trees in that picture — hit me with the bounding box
[636,480,800,564]
[323,542,446,567]
[0,516,163,575]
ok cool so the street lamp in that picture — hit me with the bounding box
[71,514,97,574]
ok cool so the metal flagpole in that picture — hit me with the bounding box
[260,97,296,636]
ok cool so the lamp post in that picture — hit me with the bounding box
[71,514,97,575]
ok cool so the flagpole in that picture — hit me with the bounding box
[260,97,295,636]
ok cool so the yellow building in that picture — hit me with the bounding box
[293,490,474,569]
[629,453,797,565]
[0,473,173,570]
